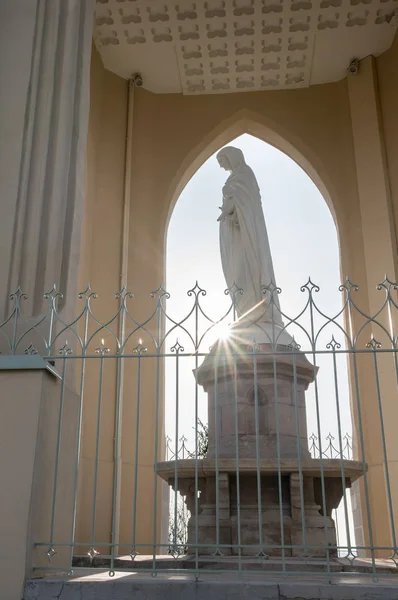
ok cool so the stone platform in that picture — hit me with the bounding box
[71,554,398,575]
[25,570,398,600]
[157,457,364,557]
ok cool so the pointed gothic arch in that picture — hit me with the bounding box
[163,109,340,247]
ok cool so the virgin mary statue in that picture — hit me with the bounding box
[217,146,283,328]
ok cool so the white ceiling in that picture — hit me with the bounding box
[94,0,398,94]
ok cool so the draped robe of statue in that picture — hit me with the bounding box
[217,146,283,328]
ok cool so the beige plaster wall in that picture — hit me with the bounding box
[377,31,398,272]
[77,46,167,555]
[0,367,77,600]
[77,45,127,551]
[128,78,364,291]
[0,370,45,600]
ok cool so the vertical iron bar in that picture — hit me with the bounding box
[233,351,242,569]
[330,345,352,558]
[46,293,56,355]
[110,305,126,575]
[385,290,398,557]
[89,348,106,557]
[152,303,162,575]
[307,288,331,573]
[131,349,143,556]
[48,350,69,554]
[273,354,285,569]
[11,293,20,354]
[194,291,199,575]
[252,343,263,552]
[214,356,220,552]
[334,508,340,555]
[370,345,397,552]
[68,295,90,573]
[292,347,307,555]
[345,285,375,570]
[350,349,376,574]
[173,343,180,553]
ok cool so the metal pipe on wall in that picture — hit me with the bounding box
[112,77,135,553]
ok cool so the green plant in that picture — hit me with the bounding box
[196,418,208,458]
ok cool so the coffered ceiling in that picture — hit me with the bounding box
[94,0,398,94]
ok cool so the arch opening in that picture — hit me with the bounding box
[163,112,340,244]
[165,132,354,554]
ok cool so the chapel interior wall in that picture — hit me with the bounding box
[376,31,398,267]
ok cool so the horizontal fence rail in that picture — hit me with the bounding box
[165,432,353,462]
[1,276,398,356]
[2,278,398,581]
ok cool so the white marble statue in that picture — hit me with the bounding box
[217,146,283,327]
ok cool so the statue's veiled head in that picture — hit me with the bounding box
[217,146,246,173]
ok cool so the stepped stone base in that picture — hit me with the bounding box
[25,571,398,600]
[157,457,363,558]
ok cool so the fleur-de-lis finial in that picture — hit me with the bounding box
[44,284,64,302]
[58,342,73,356]
[151,285,170,300]
[78,283,98,300]
[287,337,301,351]
[366,336,382,350]
[115,286,134,302]
[224,282,244,298]
[377,275,398,294]
[132,338,148,354]
[247,339,261,352]
[300,277,320,294]
[9,285,28,302]
[339,277,359,294]
[95,338,110,355]
[24,343,38,355]
[326,335,341,351]
[261,280,281,297]
[187,281,206,298]
[171,339,184,354]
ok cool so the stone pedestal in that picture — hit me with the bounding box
[157,321,364,559]
[195,335,314,461]
[157,457,364,558]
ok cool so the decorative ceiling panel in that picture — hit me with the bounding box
[94,0,398,94]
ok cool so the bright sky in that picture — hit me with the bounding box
[165,132,354,548]
[166,132,351,445]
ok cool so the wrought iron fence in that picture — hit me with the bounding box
[2,278,398,580]
[165,431,353,462]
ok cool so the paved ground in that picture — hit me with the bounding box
[24,568,398,600]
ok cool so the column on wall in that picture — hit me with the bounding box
[4,0,95,319]
[348,55,398,554]
[0,2,95,598]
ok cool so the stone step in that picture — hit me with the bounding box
[71,554,398,575]
[24,572,398,600]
